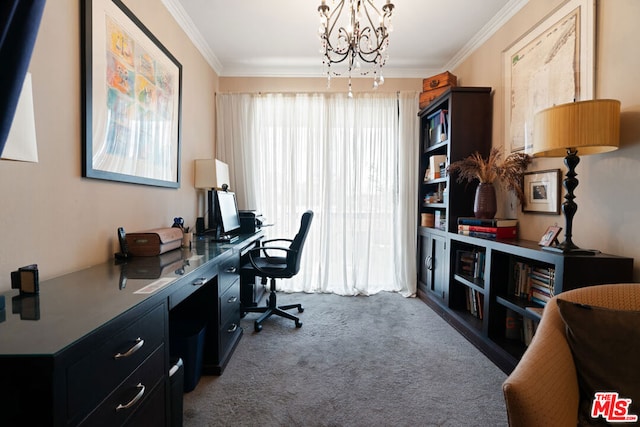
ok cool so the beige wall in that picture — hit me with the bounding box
[453,0,640,278]
[2,0,638,291]
[0,0,218,290]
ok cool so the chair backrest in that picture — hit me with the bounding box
[286,210,314,276]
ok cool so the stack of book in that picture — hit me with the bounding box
[456,249,485,281]
[457,217,518,239]
[510,261,555,305]
[465,288,484,319]
[529,266,555,305]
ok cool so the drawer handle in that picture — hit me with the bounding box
[193,277,207,286]
[227,323,238,333]
[116,383,145,411]
[227,296,238,303]
[225,266,237,274]
[114,337,144,359]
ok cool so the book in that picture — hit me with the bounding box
[458,230,516,240]
[458,225,517,239]
[457,217,518,227]
[523,307,544,346]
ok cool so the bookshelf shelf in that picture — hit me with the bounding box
[495,295,543,320]
[423,177,447,185]
[453,274,484,292]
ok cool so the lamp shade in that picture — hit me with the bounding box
[194,158,230,189]
[532,99,620,157]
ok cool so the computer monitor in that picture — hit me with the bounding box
[214,190,241,239]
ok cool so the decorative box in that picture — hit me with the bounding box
[419,71,457,109]
[422,70,457,92]
[125,227,183,256]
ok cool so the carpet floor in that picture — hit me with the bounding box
[183,291,508,426]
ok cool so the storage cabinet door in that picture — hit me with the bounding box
[430,233,447,301]
[419,233,447,302]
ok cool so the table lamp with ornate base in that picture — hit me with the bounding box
[532,99,621,255]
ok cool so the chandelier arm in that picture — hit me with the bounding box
[326,1,346,42]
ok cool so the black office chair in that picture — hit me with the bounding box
[241,210,313,332]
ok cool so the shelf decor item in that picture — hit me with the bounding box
[474,183,497,219]
[448,148,532,218]
[522,169,561,214]
[532,99,620,254]
[539,225,562,247]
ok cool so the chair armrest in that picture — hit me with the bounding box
[262,238,293,246]
[247,246,294,275]
[503,297,579,427]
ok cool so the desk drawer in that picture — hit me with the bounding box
[67,303,166,420]
[169,262,218,309]
[220,279,240,326]
[218,253,239,294]
[79,345,165,426]
[219,279,241,358]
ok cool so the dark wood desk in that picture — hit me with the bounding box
[0,231,263,426]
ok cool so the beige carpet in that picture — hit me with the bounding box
[183,292,508,426]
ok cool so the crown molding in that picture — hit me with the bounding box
[443,0,529,71]
[161,0,223,75]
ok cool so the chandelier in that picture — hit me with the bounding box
[317,0,395,97]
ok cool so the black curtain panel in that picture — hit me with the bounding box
[0,0,46,156]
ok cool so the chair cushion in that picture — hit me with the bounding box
[557,298,640,425]
[242,257,293,279]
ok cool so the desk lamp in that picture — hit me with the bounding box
[194,159,230,233]
[532,99,620,254]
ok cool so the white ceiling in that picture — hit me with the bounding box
[162,0,529,78]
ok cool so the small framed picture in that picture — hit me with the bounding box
[523,169,561,214]
[539,226,562,247]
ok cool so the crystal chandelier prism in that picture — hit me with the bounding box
[317,0,395,97]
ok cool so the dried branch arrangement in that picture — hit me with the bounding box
[448,148,532,205]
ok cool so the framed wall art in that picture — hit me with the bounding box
[503,0,595,153]
[523,169,561,214]
[82,0,182,188]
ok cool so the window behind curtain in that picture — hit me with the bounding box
[217,92,417,296]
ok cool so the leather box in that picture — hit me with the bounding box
[419,71,457,109]
[125,227,183,256]
[419,87,450,109]
[422,70,457,92]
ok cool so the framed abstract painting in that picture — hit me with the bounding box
[82,0,182,188]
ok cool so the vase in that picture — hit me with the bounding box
[474,182,497,219]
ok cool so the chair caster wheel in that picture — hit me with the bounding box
[298,306,304,313]
[295,320,302,328]
[254,322,262,332]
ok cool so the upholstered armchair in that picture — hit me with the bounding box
[503,283,640,426]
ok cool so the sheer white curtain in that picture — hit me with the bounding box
[216,91,418,296]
